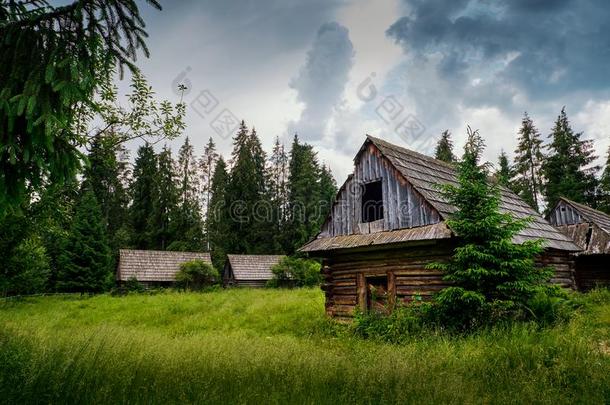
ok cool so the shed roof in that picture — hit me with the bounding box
[301,136,580,252]
[300,222,452,253]
[226,254,285,281]
[117,249,212,282]
[554,197,610,235]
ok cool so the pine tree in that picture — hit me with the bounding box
[149,146,178,250]
[541,107,599,212]
[598,147,610,214]
[208,157,230,267]
[435,130,456,163]
[129,143,158,249]
[198,137,219,250]
[428,127,556,330]
[285,134,322,253]
[84,132,130,248]
[57,185,112,293]
[496,151,513,189]
[171,137,204,251]
[513,113,544,212]
[319,164,338,228]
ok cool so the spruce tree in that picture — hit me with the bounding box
[198,137,219,250]
[598,147,610,214]
[225,124,271,253]
[428,127,555,330]
[435,130,456,163]
[171,137,204,251]
[513,113,544,212]
[319,164,338,228]
[269,137,289,248]
[129,143,158,249]
[285,134,322,253]
[0,1,161,210]
[149,146,178,250]
[57,185,112,293]
[84,132,130,248]
[542,108,599,212]
[208,157,230,267]
[496,151,513,189]
[248,128,275,252]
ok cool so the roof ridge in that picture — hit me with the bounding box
[119,249,210,255]
[365,135,457,170]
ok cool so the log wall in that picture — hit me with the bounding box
[575,255,610,291]
[322,244,576,320]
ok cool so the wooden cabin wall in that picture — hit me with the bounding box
[556,223,610,254]
[575,255,610,291]
[321,245,576,320]
[321,243,453,320]
[537,249,575,288]
[549,201,584,226]
[321,144,440,237]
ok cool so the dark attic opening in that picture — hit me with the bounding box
[362,180,383,223]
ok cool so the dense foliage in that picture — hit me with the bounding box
[175,260,219,290]
[268,257,322,287]
[56,186,112,293]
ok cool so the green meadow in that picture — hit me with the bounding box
[1,288,610,404]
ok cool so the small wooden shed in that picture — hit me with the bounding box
[223,254,285,287]
[547,197,610,290]
[117,249,212,287]
[299,136,581,320]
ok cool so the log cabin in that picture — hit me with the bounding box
[223,254,285,287]
[547,197,610,291]
[117,249,212,288]
[299,136,581,320]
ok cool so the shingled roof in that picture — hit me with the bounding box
[225,254,285,281]
[117,249,212,282]
[303,136,580,252]
[555,197,610,235]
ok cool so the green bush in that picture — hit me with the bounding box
[268,257,321,288]
[125,276,145,293]
[2,236,50,296]
[352,303,434,343]
[175,260,219,291]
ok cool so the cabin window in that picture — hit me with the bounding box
[362,180,383,223]
[366,275,389,313]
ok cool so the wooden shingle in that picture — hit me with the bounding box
[117,249,212,282]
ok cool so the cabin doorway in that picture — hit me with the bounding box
[366,275,389,313]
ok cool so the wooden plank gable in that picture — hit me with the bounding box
[321,142,441,237]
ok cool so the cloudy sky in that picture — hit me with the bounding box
[116,0,609,181]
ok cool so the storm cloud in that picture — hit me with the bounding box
[387,0,610,100]
[289,22,355,141]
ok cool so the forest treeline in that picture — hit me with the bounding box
[434,108,610,215]
[0,121,337,296]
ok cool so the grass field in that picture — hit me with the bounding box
[1,288,610,404]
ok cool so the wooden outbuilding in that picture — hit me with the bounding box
[117,249,212,287]
[299,136,581,320]
[547,197,610,290]
[223,254,285,287]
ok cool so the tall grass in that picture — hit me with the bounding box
[1,288,609,404]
